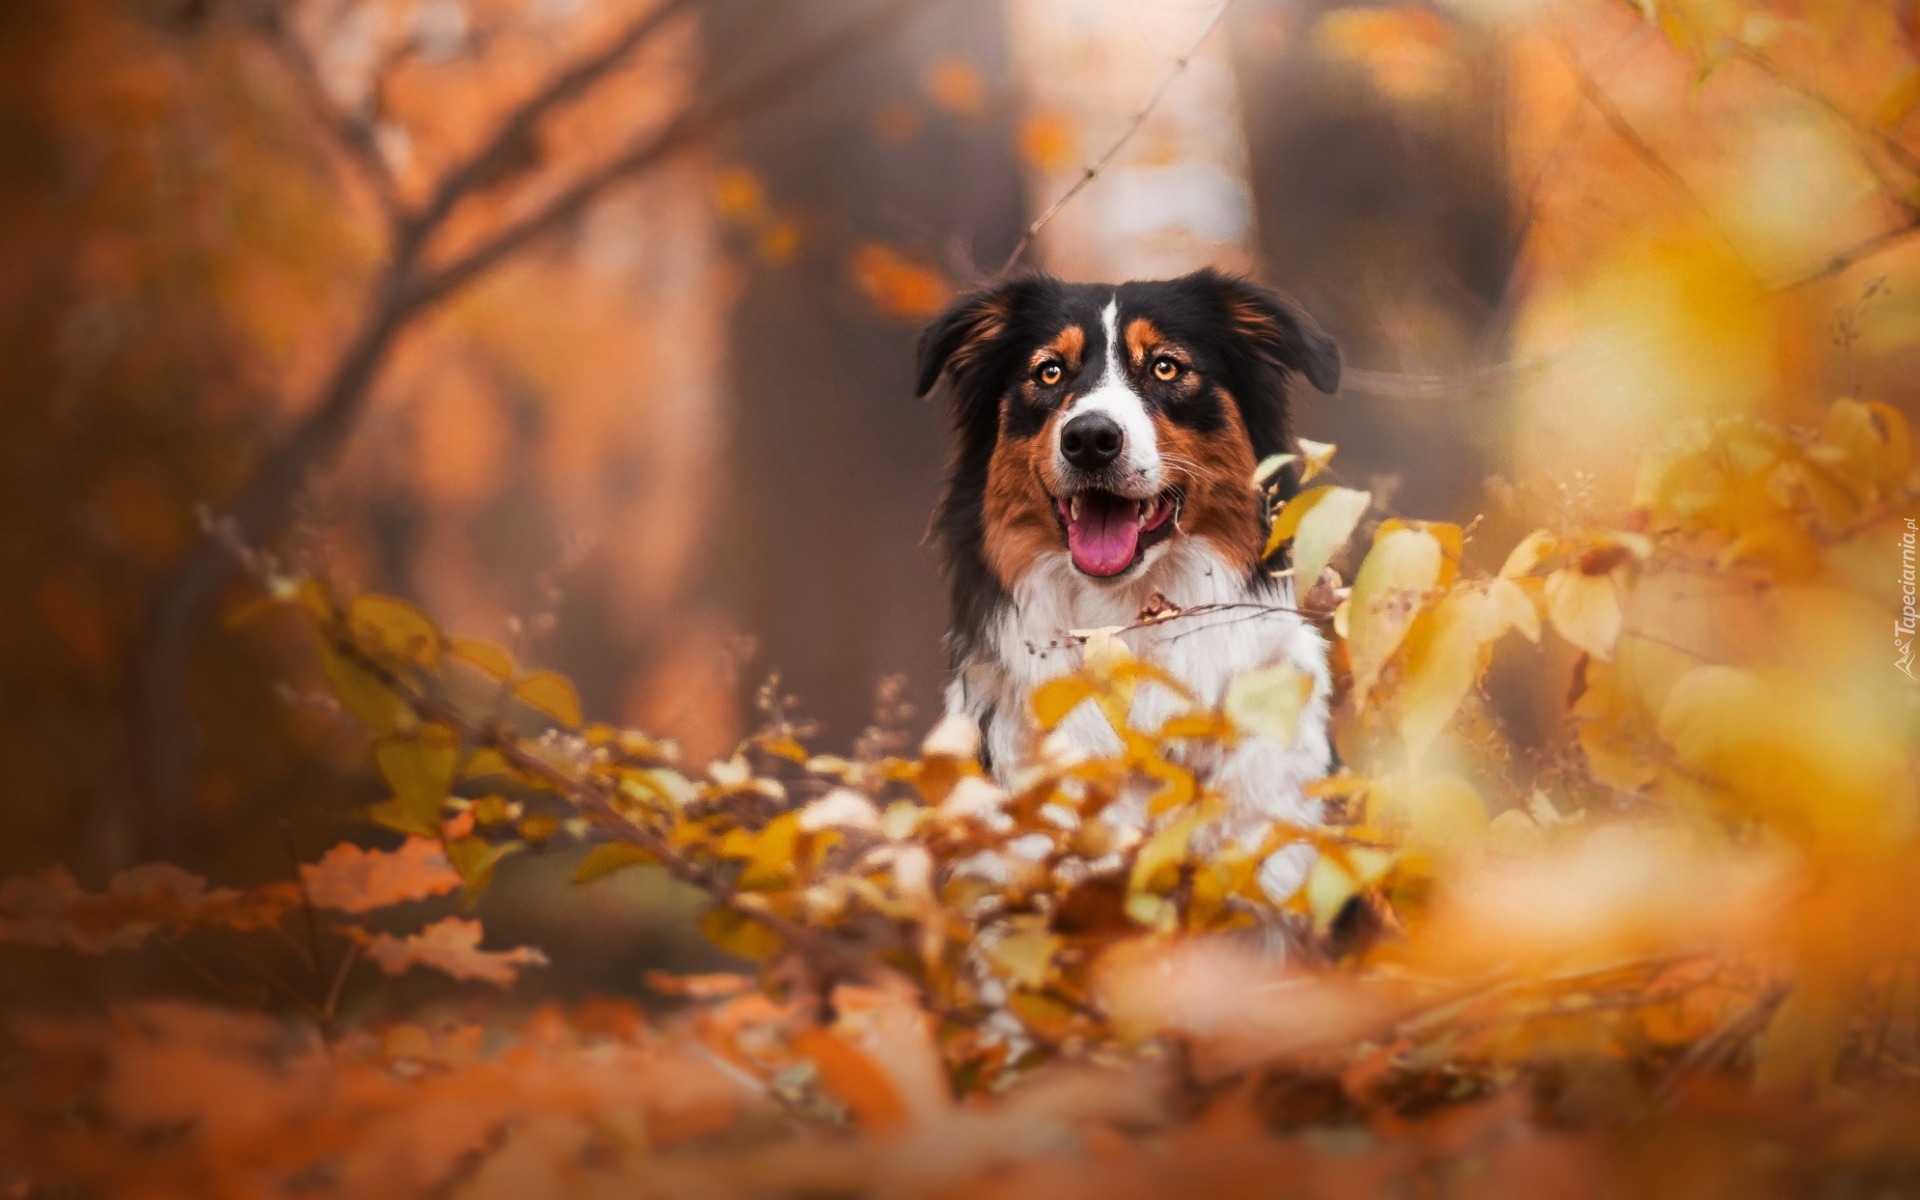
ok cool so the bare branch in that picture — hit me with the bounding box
[1779,218,1920,289]
[1556,34,1758,281]
[249,4,403,220]
[1726,43,1920,187]
[999,0,1234,275]
[408,0,942,309]
[397,0,702,263]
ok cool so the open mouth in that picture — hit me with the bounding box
[1053,488,1180,577]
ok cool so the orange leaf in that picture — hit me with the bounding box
[794,1028,909,1130]
[352,916,547,986]
[299,838,462,914]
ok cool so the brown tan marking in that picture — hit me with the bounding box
[1124,317,1165,369]
[1150,393,1264,575]
[1043,323,1085,368]
[981,403,1071,588]
[944,292,1013,379]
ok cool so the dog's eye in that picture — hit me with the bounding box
[1152,355,1182,382]
[1036,362,1064,386]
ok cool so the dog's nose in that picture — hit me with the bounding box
[1060,412,1123,470]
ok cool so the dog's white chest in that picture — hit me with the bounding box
[947,542,1332,846]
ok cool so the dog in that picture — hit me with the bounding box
[916,268,1342,905]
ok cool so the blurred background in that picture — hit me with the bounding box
[2,0,1915,993]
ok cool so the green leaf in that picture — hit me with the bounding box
[350,594,441,668]
[317,638,414,733]
[445,836,519,907]
[372,725,459,835]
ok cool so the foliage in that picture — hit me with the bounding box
[4,390,1916,1196]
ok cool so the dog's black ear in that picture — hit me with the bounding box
[1199,270,1341,394]
[914,278,1034,398]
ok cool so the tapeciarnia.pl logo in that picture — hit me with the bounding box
[1901,517,1917,681]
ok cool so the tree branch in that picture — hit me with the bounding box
[247,0,403,222]
[1778,218,1920,289]
[999,0,1234,275]
[314,619,889,984]
[1556,34,1758,280]
[396,0,703,267]
[120,0,945,865]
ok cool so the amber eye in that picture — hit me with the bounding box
[1036,361,1064,386]
[1152,355,1182,382]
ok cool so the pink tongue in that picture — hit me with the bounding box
[1067,494,1142,576]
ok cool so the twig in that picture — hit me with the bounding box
[1555,34,1757,282]
[1778,219,1920,289]
[408,0,938,309]
[322,938,361,1026]
[315,617,889,986]
[999,0,1235,274]
[1725,43,1920,186]
[395,0,703,266]
[249,2,403,221]
[281,819,328,983]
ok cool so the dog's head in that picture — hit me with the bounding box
[918,269,1340,594]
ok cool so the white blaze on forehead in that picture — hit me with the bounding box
[1057,295,1161,485]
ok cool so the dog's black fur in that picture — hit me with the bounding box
[914,268,1341,673]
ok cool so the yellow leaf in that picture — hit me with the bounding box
[350,595,441,668]
[699,906,784,961]
[1499,529,1559,579]
[1545,568,1622,660]
[572,842,657,884]
[1375,771,1486,852]
[515,670,582,728]
[1394,590,1489,764]
[1347,526,1444,700]
[982,916,1061,989]
[1130,810,1202,897]
[1376,519,1463,585]
[449,636,514,679]
[1264,485,1371,585]
[737,813,801,891]
[1224,662,1314,746]
[1296,437,1337,482]
[1032,675,1095,729]
[461,747,511,780]
[1304,847,1395,932]
[1080,627,1133,676]
[1483,577,1541,643]
[373,725,459,835]
[1252,453,1296,489]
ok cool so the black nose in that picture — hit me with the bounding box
[1060,412,1123,470]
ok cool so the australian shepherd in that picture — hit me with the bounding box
[917,268,1342,905]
